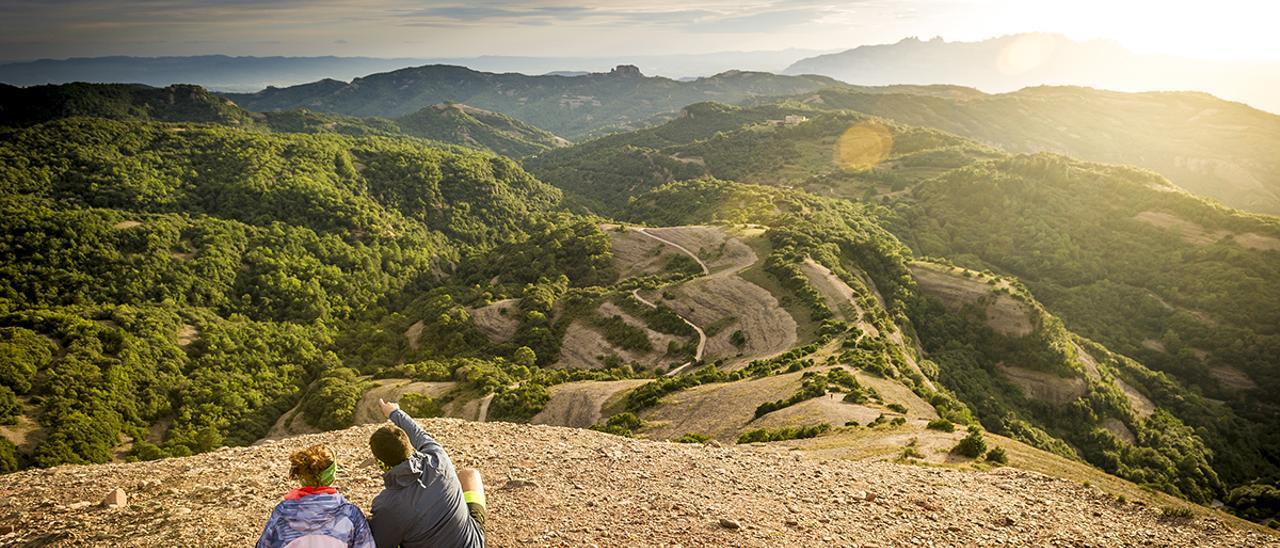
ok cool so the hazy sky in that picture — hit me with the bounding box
[2,0,1277,62]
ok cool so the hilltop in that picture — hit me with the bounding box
[0,418,1273,546]
[395,103,570,157]
[793,86,1280,215]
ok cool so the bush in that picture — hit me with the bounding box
[985,446,1008,465]
[0,438,18,473]
[890,417,907,426]
[737,423,830,444]
[1160,505,1195,520]
[952,426,987,458]
[399,393,443,419]
[594,412,644,437]
[0,386,19,426]
[1225,483,1280,524]
[887,403,908,414]
[899,439,925,460]
[674,432,711,443]
[299,367,368,431]
[926,419,955,432]
[488,383,550,423]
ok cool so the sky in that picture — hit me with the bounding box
[1,0,1278,62]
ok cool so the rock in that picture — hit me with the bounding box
[718,518,741,530]
[68,501,94,510]
[103,489,128,509]
[501,478,538,490]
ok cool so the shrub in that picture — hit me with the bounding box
[926,419,955,432]
[985,446,1008,465]
[899,439,925,460]
[737,423,830,444]
[887,403,908,414]
[890,417,907,426]
[399,392,443,418]
[952,426,988,458]
[844,420,860,427]
[674,432,711,443]
[0,438,18,473]
[1160,505,1195,520]
[488,383,551,423]
[299,367,368,431]
[594,412,645,437]
[0,386,19,426]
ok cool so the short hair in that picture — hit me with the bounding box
[289,444,333,486]
[370,425,412,468]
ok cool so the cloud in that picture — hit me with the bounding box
[394,1,842,33]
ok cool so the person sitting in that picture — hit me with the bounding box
[257,444,375,548]
[368,398,486,548]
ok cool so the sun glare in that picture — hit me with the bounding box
[991,0,1280,62]
[834,121,893,171]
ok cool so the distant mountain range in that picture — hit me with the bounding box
[0,50,829,92]
[222,65,839,139]
[785,34,1280,114]
[0,82,567,157]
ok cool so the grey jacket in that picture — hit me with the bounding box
[369,410,484,548]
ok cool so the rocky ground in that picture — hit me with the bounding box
[0,419,1274,547]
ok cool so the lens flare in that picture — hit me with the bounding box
[996,33,1058,75]
[833,121,893,171]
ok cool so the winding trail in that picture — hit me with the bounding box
[632,226,721,376]
[477,393,495,422]
[637,228,710,275]
[631,289,706,376]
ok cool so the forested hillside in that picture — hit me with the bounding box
[0,83,570,158]
[793,86,1280,215]
[0,83,255,127]
[395,103,569,157]
[222,65,840,139]
[526,99,1280,520]
[525,101,1001,213]
[0,117,572,470]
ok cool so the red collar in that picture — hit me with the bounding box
[284,486,338,500]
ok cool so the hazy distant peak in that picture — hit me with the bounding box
[608,64,644,77]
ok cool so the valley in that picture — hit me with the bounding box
[2,65,1280,540]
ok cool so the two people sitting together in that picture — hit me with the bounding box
[256,399,486,548]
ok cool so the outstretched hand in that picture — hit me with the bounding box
[379,398,400,419]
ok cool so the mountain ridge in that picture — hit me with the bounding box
[220,64,840,139]
[784,33,1280,114]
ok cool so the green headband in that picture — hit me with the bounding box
[316,455,337,486]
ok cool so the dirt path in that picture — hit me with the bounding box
[477,393,496,422]
[631,288,706,376]
[637,228,710,275]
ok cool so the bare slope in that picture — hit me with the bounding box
[1,419,1271,546]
